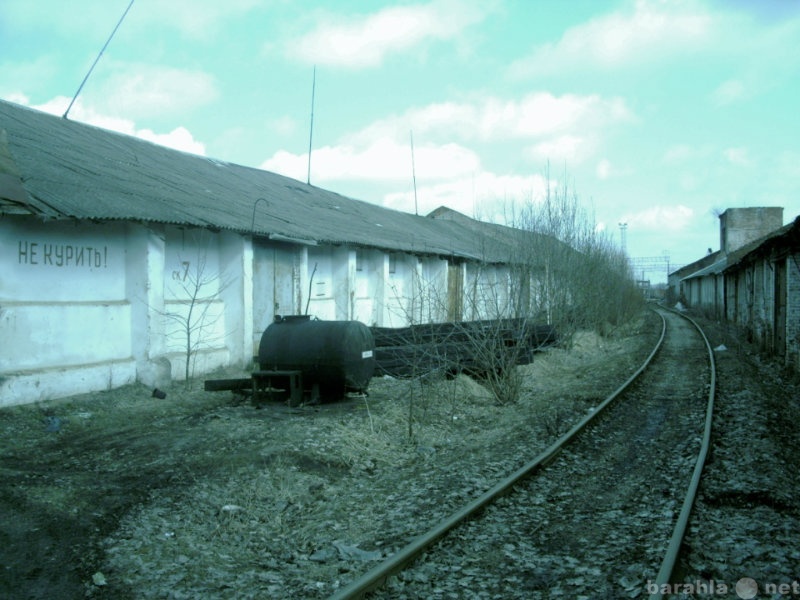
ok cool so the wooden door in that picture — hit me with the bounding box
[774,257,787,357]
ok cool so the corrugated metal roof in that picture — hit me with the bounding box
[681,256,727,280]
[681,215,800,280]
[0,100,544,262]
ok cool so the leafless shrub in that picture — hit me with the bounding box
[376,168,640,415]
[506,167,643,345]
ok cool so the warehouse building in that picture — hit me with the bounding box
[671,207,800,370]
[0,100,555,406]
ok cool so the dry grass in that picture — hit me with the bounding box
[0,318,659,599]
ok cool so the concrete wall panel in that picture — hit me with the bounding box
[0,302,131,371]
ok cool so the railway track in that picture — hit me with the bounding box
[329,307,716,599]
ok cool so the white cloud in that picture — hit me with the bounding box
[383,171,548,220]
[662,143,709,164]
[260,150,308,183]
[596,159,612,180]
[595,158,633,180]
[476,94,632,140]
[260,90,633,218]
[261,137,480,183]
[133,0,261,38]
[269,116,298,137]
[1,0,262,39]
[526,135,594,165]
[723,146,750,166]
[623,204,695,232]
[259,132,552,222]
[3,91,31,105]
[712,79,746,105]
[137,126,206,156]
[26,96,206,155]
[508,0,712,78]
[282,0,491,68]
[349,92,633,146]
[95,62,219,119]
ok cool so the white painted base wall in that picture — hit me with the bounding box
[1,360,136,408]
[1,215,520,406]
[0,217,253,406]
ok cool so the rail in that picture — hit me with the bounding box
[648,308,716,599]
[329,311,668,600]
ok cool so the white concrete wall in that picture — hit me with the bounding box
[220,230,253,368]
[332,246,352,320]
[1,214,529,406]
[303,247,470,326]
[126,223,168,388]
[0,218,259,405]
[162,227,240,380]
[0,216,136,406]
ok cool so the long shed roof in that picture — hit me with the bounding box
[0,100,539,262]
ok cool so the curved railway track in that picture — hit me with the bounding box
[329,307,716,599]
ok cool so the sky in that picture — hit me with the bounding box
[2,0,799,283]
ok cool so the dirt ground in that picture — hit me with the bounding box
[0,309,795,599]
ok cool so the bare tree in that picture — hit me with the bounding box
[164,243,233,387]
[374,173,641,414]
[509,169,642,344]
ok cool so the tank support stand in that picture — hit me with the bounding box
[251,370,303,406]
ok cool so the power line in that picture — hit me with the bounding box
[629,255,685,283]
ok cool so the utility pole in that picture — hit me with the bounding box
[63,0,135,119]
[410,130,418,216]
[307,65,316,185]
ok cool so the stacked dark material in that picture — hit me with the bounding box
[370,319,557,378]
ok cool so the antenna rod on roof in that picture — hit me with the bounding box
[63,0,135,120]
[410,130,418,216]
[307,65,316,185]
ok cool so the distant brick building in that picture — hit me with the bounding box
[719,207,783,254]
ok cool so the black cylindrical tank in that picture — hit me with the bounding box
[258,315,375,398]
